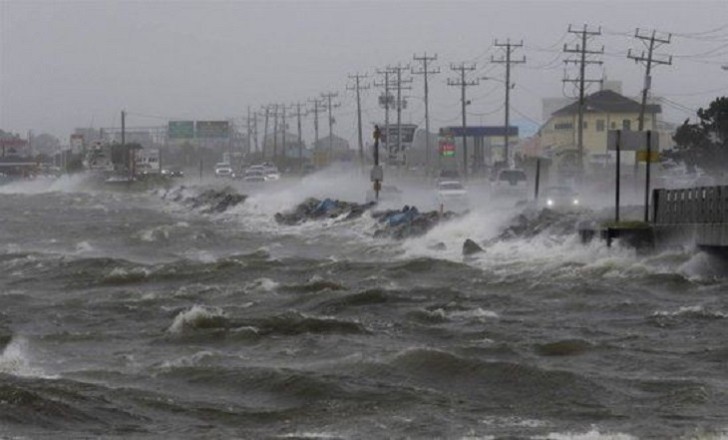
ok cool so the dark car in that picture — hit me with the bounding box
[541,185,580,209]
[162,168,184,178]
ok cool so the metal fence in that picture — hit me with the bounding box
[653,186,728,224]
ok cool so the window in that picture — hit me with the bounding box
[611,121,617,129]
[554,122,573,130]
[622,119,631,131]
[596,119,605,132]
[582,121,588,129]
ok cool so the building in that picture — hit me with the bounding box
[538,89,662,173]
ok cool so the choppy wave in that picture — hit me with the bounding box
[0,337,50,378]
[167,305,229,334]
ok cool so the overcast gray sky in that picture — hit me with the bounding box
[1,0,727,144]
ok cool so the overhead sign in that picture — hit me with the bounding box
[607,130,659,151]
[196,121,230,138]
[168,121,194,139]
[440,126,519,137]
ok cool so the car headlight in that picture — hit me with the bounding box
[547,199,554,206]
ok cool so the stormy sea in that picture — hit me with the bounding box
[1,169,727,440]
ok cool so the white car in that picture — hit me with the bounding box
[214,163,233,178]
[263,166,280,181]
[436,180,469,212]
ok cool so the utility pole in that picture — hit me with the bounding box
[262,106,270,160]
[308,98,325,148]
[347,73,370,166]
[121,109,126,146]
[272,104,279,161]
[295,102,305,164]
[281,104,287,160]
[628,29,672,132]
[447,63,479,177]
[374,68,394,163]
[412,52,440,173]
[563,24,603,176]
[321,92,340,161]
[388,64,412,166]
[491,39,525,167]
[246,106,252,156]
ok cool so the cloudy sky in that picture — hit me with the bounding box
[1,0,727,144]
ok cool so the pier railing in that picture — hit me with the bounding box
[653,186,728,225]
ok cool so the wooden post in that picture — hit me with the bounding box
[615,130,621,223]
[644,130,652,222]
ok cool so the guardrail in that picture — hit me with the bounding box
[653,186,728,224]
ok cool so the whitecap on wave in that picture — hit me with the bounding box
[0,337,55,378]
[167,305,228,334]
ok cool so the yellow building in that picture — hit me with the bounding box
[538,89,661,174]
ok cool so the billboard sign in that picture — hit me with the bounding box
[440,141,456,157]
[607,130,659,151]
[196,121,230,138]
[168,121,194,139]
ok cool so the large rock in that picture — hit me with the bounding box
[497,208,583,240]
[462,238,484,256]
[162,186,247,214]
[372,206,459,240]
[274,198,375,225]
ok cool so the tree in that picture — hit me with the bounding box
[672,96,728,175]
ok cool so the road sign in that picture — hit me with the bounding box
[607,130,659,151]
[196,121,230,138]
[370,165,383,182]
[168,121,194,139]
[636,150,660,162]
